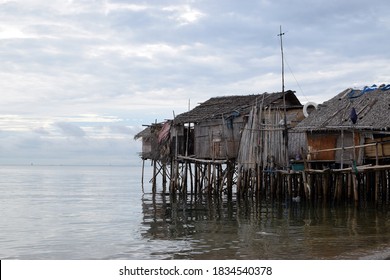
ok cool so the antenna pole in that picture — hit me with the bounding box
[278,25,285,96]
[278,25,289,168]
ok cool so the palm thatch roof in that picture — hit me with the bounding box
[173,90,302,124]
[134,126,152,140]
[295,85,390,132]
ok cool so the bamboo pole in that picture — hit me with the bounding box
[141,159,145,193]
[176,155,229,164]
[376,143,379,165]
[308,142,377,155]
[352,129,358,204]
[237,163,242,197]
[227,161,234,199]
[152,160,157,193]
[194,163,199,196]
[386,170,390,204]
[375,170,380,204]
[207,162,212,196]
[352,171,358,204]
[189,162,194,195]
[162,163,167,193]
[323,169,330,202]
[341,129,344,169]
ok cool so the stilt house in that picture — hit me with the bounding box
[134,121,172,163]
[294,84,390,167]
[172,90,304,167]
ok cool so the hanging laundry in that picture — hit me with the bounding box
[350,107,358,124]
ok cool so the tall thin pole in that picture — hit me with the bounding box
[278,25,288,168]
[278,25,285,97]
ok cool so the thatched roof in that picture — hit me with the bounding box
[174,90,302,124]
[134,122,166,141]
[295,85,390,132]
[134,127,151,140]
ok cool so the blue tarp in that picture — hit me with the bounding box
[347,84,390,99]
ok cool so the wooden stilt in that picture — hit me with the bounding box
[375,170,380,205]
[352,171,359,204]
[162,163,167,194]
[205,163,209,195]
[152,160,157,193]
[236,164,242,198]
[189,162,194,195]
[323,169,329,203]
[141,159,145,193]
[227,162,234,199]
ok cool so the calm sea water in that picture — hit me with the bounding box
[0,165,389,260]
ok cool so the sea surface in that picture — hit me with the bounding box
[0,165,389,260]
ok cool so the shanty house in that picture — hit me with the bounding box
[294,84,390,166]
[134,121,172,163]
[172,90,304,163]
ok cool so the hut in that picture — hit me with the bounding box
[172,90,303,163]
[166,90,304,196]
[135,90,304,195]
[134,121,172,162]
[295,84,390,167]
[134,121,173,192]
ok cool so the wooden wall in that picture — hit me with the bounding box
[307,133,338,160]
[194,117,244,159]
[365,136,390,159]
[307,131,363,164]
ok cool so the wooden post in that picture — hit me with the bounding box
[323,169,330,203]
[227,161,234,200]
[207,162,212,196]
[189,162,194,195]
[333,173,341,202]
[256,163,261,198]
[162,163,167,194]
[375,170,380,204]
[375,143,379,165]
[199,164,204,194]
[242,169,247,197]
[351,129,359,204]
[386,170,390,205]
[141,159,145,193]
[183,162,188,195]
[237,164,242,198]
[352,170,359,204]
[270,171,275,200]
[218,164,224,195]
[169,159,174,194]
[152,160,157,193]
[347,172,352,200]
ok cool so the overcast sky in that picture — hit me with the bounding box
[1,0,389,165]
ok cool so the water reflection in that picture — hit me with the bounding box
[141,194,390,259]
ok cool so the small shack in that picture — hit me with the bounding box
[134,121,172,162]
[172,90,303,163]
[295,84,390,167]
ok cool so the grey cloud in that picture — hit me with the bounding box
[108,125,134,135]
[33,127,50,135]
[54,122,86,137]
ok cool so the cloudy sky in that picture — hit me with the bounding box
[1,0,389,165]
